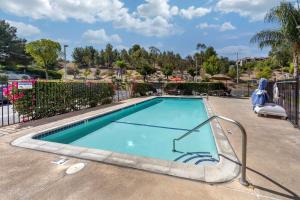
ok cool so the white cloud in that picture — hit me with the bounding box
[115,45,129,50]
[137,0,211,20]
[6,20,41,37]
[220,22,236,31]
[1,0,125,23]
[55,38,70,45]
[0,0,213,37]
[196,22,236,32]
[222,32,254,40]
[217,45,269,58]
[197,22,219,29]
[218,45,251,56]
[82,29,122,45]
[137,0,178,18]
[0,0,179,37]
[216,0,280,21]
[180,6,211,19]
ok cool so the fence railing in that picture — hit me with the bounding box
[266,79,299,128]
[1,82,22,126]
[113,82,131,101]
[0,80,115,127]
[1,81,228,127]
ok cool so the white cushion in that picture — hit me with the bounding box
[254,103,287,118]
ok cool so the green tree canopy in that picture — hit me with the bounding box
[0,20,31,66]
[137,63,156,82]
[204,46,217,61]
[104,43,114,68]
[25,39,61,79]
[227,66,237,79]
[251,1,300,77]
[256,66,272,79]
[203,55,221,75]
[115,60,127,70]
[94,66,101,79]
[72,46,98,68]
[115,60,127,79]
[269,42,292,68]
[66,65,80,79]
[161,64,173,80]
[149,46,160,67]
[187,67,196,79]
[83,68,92,80]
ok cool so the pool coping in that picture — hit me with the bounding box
[11,96,240,183]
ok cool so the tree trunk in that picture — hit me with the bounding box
[294,49,299,78]
[293,44,300,127]
[45,68,48,80]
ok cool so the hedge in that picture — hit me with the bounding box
[12,81,114,119]
[131,82,157,97]
[0,65,62,79]
[164,82,226,95]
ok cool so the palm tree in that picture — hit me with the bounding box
[115,60,127,80]
[149,46,161,68]
[195,43,207,81]
[83,68,91,80]
[250,2,300,77]
[196,43,207,51]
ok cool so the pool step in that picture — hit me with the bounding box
[174,152,218,165]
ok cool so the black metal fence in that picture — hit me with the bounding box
[0,80,116,127]
[266,79,299,127]
[113,82,131,102]
[1,82,22,126]
[0,80,255,128]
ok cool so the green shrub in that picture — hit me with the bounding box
[0,65,62,79]
[0,74,8,83]
[13,81,114,119]
[101,97,113,105]
[164,82,226,95]
[131,82,157,97]
[256,66,272,79]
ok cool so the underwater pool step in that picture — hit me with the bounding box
[194,158,218,165]
[174,152,211,161]
[174,152,218,165]
[183,155,212,163]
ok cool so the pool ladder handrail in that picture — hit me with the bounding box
[199,93,209,100]
[172,115,249,186]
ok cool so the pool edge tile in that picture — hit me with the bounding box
[10,96,240,184]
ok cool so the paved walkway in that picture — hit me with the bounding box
[0,97,299,200]
[208,97,300,200]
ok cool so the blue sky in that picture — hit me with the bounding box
[0,0,281,60]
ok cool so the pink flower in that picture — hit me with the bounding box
[2,88,9,96]
[12,82,18,88]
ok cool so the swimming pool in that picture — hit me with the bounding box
[13,96,240,182]
[35,97,219,165]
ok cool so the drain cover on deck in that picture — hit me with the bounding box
[66,163,85,175]
[51,157,69,165]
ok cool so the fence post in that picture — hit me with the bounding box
[296,76,299,127]
[117,80,120,102]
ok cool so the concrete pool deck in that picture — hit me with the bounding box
[10,96,240,183]
[0,96,299,200]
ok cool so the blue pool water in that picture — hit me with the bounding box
[38,98,219,164]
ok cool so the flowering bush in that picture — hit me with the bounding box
[3,80,114,120]
[3,80,37,116]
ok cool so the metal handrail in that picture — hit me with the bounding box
[199,93,209,100]
[172,115,249,186]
